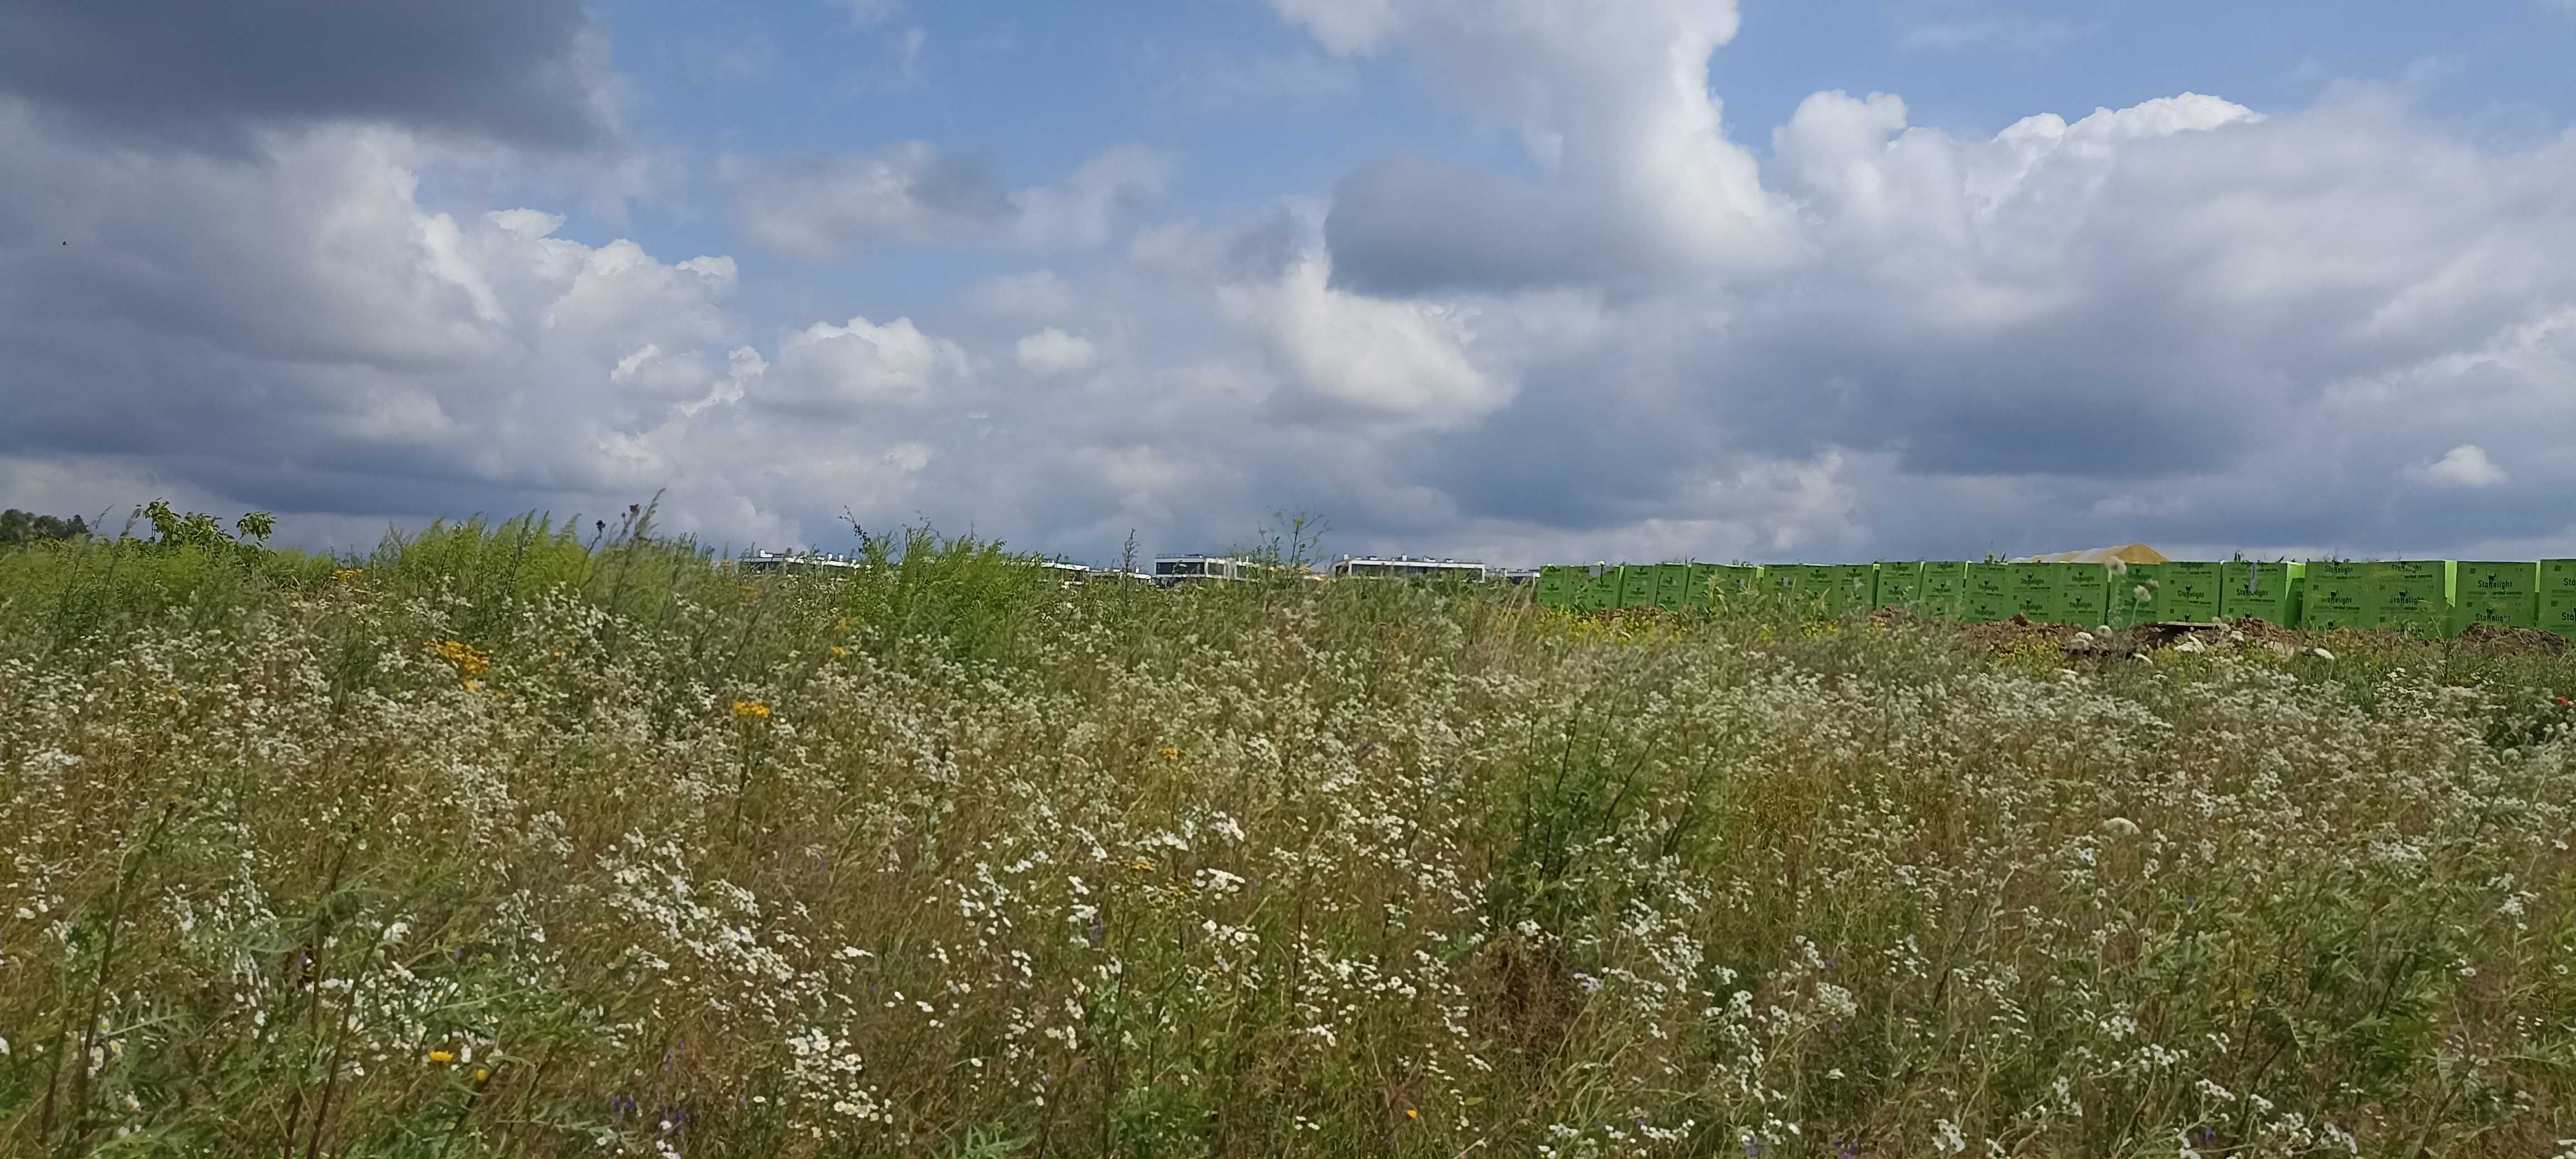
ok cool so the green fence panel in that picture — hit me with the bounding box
[1573,567,1615,612]
[2116,561,2219,625]
[1963,595,2017,622]
[1614,565,1658,610]
[1824,563,1877,614]
[2002,563,2051,621]
[2301,561,2375,631]
[2457,561,2535,598]
[2160,562,2223,624]
[2221,560,2304,627]
[2056,563,2110,628]
[1681,563,1714,610]
[1877,561,1924,612]
[1535,565,1583,610]
[2543,559,2576,602]
[2113,563,2162,627]
[1775,564,1818,616]
[1525,556,2576,633]
[1705,564,1762,612]
[1651,563,1692,610]
[2004,562,2061,621]
[2540,561,2576,638]
[1588,566,1620,609]
[2374,560,2454,637]
[1801,564,1842,616]
[1758,565,1804,615]
[2542,592,2576,639]
[1965,563,2014,622]
[1918,562,1967,620]
[2451,562,2534,632]
[2457,593,2538,632]
[1784,564,1864,617]
[1687,563,1723,611]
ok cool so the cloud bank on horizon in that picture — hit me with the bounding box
[2,0,2572,565]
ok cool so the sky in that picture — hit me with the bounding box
[3,0,2574,567]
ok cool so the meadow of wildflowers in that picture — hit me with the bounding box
[2,518,2574,1157]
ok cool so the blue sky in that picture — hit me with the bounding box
[567,0,2576,304]
[3,0,2574,565]
[686,1,2569,332]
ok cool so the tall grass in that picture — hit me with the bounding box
[1,525,2572,1156]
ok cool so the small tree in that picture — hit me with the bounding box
[0,508,91,547]
[134,499,277,563]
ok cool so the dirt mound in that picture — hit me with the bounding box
[1550,605,1664,625]
[2126,621,2226,650]
[2453,622,2570,656]
[1962,613,2080,651]
[2224,617,2303,647]
[1868,606,1927,629]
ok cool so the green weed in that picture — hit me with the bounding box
[1,524,2573,1156]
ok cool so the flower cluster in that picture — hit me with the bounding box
[425,637,491,678]
[2,558,2572,1156]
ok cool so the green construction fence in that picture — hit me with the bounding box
[1520,555,2576,639]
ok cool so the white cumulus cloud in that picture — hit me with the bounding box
[1238,259,1499,426]
[1293,0,1794,295]
[1015,328,1097,376]
[11,1,2576,569]
[757,316,966,412]
[2414,445,2507,488]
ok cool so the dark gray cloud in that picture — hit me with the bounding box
[735,144,1174,259]
[0,114,746,542]
[0,0,611,148]
[1323,158,1613,297]
[6,0,2576,573]
[1327,83,2576,564]
[1686,298,2258,481]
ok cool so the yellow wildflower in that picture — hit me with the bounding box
[1157,746,1179,761]
[1405,1108,1419,1121]
[426,639,491,678]
[427,1049,455,1064]
[331,567,364,583]
[731,699,772,720]
[830,645,849,658]
[474,1068,491,1084]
